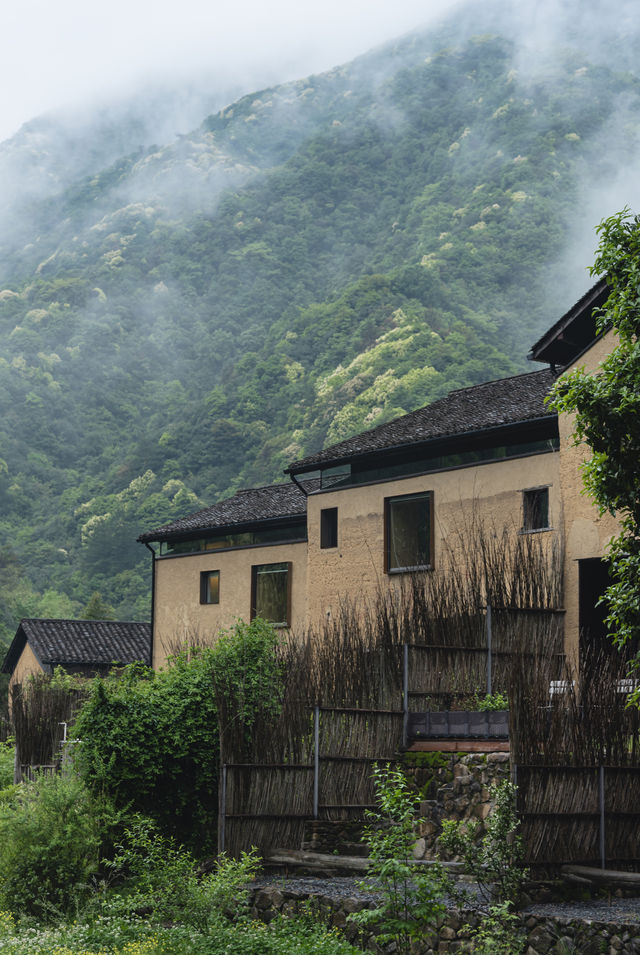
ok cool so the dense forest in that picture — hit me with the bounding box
[0,1,639,640]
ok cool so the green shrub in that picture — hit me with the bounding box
[0,910,364,953]
[0,737,14,789]
[0,771,118,918]
[102,815,260,931]
[73,618,283,851]
[473,692,509,711]
[349,763,448,954]
[211,617,283,718]
[464,901,525,954]
[73,650,219,849]
[439,780,527,910]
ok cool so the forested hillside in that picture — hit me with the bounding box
[0,2,639,633]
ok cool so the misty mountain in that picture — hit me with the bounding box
[1,0,640,625]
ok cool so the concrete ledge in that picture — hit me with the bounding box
[407,739,510,753]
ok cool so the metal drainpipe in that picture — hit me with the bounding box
[144,542,157,667]
[289,472,309,496]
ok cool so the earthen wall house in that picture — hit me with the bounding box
[141,279,617,670]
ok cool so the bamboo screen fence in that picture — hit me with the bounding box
[510,642,640,870]
[216,522,572,859]
[11,676,87,781]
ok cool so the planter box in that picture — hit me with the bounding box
[407,710,509,740]
[488,711,509,737]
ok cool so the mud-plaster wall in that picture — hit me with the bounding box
[152,452,562,669]
[152,541,307,668]
[304,452,560,626]
[8,642,44,696]
[557,331,621,666]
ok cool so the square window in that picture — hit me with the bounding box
[251,562,291,626]
[522,487,550,531]
[200,570,220,604]
[385,492,433,573]
[320,508,338,549]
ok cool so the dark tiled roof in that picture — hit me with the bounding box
[138,479,318,543]
[288,369,557,473]
[528,278,609,366]
[1,618,151,674]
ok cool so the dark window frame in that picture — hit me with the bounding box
[250,561,292,627]
[199,570,220,605]
[320,507,338,549]
[384,491,434,574]
[522,486,550,533]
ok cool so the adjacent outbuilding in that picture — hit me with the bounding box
[1,618,151,695]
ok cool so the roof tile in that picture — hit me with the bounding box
[288,369,556,472]
[139,479,317,543]
[2,619,151,673]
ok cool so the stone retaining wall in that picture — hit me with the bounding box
[413,751,511,859]
[303,752,511,859]
[250,884,640,953]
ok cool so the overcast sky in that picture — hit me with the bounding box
[1,0,465,143]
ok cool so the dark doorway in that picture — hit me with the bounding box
[578,557,611,661]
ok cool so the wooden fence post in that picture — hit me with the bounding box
[313,705,320,820]
[599,765,606,870]
[219,763,227,855]
[402,643,409,750]
[486,603,493,696]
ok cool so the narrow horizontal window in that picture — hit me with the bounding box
[159,519,307,556]
[200,570,220,604]
[385,492,433,573]
[320,508,338,549]
[251,562,291,627]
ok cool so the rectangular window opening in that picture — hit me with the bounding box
[200,570,220,604]
[320,508,338,549]
[522,487,550,532]
[385,491,433,573]
[251,562,291,627]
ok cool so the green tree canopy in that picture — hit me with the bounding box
[550,208,640,653]
[81,591,115,620]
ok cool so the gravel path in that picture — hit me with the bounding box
[252,874,640,925]
[252,875,382,904]
[523,897,640,925]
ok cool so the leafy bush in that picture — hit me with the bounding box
[211,616,283,759]
[349,763,448,954]
[464,901,525,954]
[473,692,509,711]
[0,911,363,954]
[73,651,219,849]
[0,771,119,918]
[0,828,361,953]
[439,780,527,910]
[0,737,14,789]
[73,618,283,850]
[440,780,527,952]
[102,816,260,932]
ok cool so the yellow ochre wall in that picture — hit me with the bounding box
[304,452,561,625]
[556,331,620,666]
[8,642,44,696]
[152,541,308,669]
[152,454,561,669]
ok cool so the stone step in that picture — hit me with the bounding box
[264,848,465,877]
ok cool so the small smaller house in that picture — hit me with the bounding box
[1,618,151,695]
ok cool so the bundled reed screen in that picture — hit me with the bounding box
[11,677,86,779]
[218,519,566,858]
[512,643,640,869]
[223,763,314,858]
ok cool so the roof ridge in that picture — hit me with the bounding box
[287,367,557,473]
[21,618,149,626]
[445,367,551,398]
